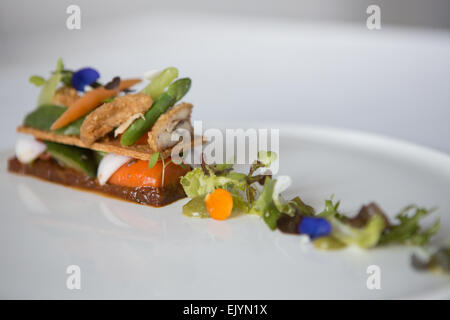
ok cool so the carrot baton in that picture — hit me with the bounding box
[50,78,141,130]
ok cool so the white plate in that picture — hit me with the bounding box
[1,123,450,299]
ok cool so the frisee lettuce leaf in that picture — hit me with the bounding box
[378,205,440,246]
[180,167,246,198]
[318,198,439,248]
[318,197,345,220]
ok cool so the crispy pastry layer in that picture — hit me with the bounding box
[17,126,205,161]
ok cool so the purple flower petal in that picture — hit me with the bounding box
[298,217,331,239]
[72,67,100,92]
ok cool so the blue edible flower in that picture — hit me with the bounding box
[71,67,100,92]
[298,217,331,239]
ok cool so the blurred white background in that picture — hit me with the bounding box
[1,0,449,152]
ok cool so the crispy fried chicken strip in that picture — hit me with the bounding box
[52,87,80,107]
[148,103,193,152]
[80,93,152,145]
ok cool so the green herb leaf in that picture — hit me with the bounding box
[148,152,160,169]
[29,75,46,86]
[318,197,345,220]
[379,205,440,246]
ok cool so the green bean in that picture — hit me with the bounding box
[121,78,191,146]
[141,67,178,99]
[167,77,192,101]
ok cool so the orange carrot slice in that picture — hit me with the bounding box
[205,189,233,220]
[50,78,141,130]
[108,159,189,188]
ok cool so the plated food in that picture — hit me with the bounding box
[7,59,449,273]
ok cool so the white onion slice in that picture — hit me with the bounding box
[114,113,145,137]
[97,153,131,185]
[143,69,163,81]
[15,138,47,164]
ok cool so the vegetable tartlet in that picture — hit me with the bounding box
[8,60,201,207]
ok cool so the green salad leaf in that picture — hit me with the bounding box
[178,151,441,252]
[180,152,279,222]
[378,205,440,246]
[329,215,386,249]
[180,167,247,198]
[23,103,85,135]
[289,196,315,216]
[250,177,280,229]
[317,198,439,248]
[318,197,345,220]
[232,193,250,213]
